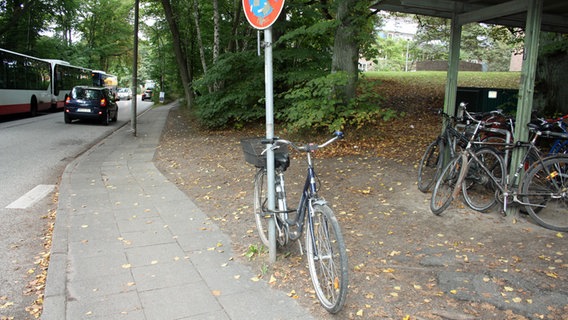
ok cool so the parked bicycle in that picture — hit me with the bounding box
[418,107,513,192]
[241,131,348,313]
[417,110,470,192]
[536,114,568,155]
[430,105,568,232]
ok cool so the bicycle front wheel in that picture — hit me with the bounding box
[253,169,271,247]
[431,155,463,215]
[418,139,443,192]
[521,156,568,232]
[306,203,348,313]
[462,147,504,212]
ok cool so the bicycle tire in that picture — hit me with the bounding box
[253,169,271,247]
[306,203,348,314]
[520,155,568,232]
[418,138,443,192]
[430,155,463,215]
[462,147,504,212]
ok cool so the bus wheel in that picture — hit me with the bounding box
[30,96,38,117]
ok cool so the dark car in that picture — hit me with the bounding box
[141,88,153,101]
[64,86,118,125]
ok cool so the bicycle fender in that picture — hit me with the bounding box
[312,199,327,206]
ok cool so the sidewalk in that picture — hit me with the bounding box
[42,103,314,320]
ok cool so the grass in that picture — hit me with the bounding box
[365,71,521,89]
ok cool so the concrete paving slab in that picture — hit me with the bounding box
[42,103,315,320]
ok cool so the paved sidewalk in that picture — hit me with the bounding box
[43,103,314,319]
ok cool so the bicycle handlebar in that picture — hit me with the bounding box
[261,131,344,153]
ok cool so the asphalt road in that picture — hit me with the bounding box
[0,97,152,319]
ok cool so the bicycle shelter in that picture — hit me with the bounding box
[372,0,568,215]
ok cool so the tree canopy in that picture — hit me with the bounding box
[2,1,566,127]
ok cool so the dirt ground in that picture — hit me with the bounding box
[154,107,567,320]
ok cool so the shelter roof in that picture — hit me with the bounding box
[372,0,568,33]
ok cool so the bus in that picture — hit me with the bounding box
[0,48,52,116]
[92,70,118,94]
[45,59,92,110]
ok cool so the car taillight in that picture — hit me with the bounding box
[100,98,107,107]
[65,96,71,105]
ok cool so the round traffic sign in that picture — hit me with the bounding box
[242,0,285,30]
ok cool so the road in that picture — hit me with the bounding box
[0,97,152,319]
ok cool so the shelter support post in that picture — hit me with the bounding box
[506,0,543,217]
[441,14,463,165]
[443,15,462,118]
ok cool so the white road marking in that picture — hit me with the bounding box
[6,184,56,209]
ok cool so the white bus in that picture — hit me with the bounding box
[45,59,92,110]
[0,48,52,116]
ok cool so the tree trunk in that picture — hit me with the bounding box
[331,0,360,102]
[536,51,568,115]
[227,0,242,52]
[160,0,194,108]
[213,0,220,63]
[192,0,208,74]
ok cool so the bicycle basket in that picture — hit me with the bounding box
[240,138,290,170]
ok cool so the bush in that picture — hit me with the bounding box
[281,72,395,132]
[193,52,265,128]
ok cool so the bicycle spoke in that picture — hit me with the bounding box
[522,156,568,232]
[431,155,463,215]
[462,148,504,212]
[418,139,442,192]
[306,204,348,313]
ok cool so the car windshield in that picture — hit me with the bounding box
[72,87,101,100]
[118,88,129,93]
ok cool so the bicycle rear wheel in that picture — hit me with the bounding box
[521,156,568,232]
[431,155,463,215]
[418,138,443,192]
[306,203,348,313]
[462,147,504,212]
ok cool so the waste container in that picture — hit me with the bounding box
[456,87,518,114]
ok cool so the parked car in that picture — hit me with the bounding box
[116,87,132,100]
[64,86,118,125]
[141,88,153,101]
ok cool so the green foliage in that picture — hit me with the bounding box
[0,0,51,54]
[540,32,568,55]
[280,72,389,132]
[244,244,266,260]
[193,51,265,128]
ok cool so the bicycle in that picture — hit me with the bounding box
[418,107,513,193]
[417,110,470,192]
[430,106,568,232]
[537,114,568,155]
[241,131,348,313]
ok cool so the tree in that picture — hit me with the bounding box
[0,0,51,54]
[412,15,517,71]
[535,33,568,115]
[160,0,194,108]
[331,0,378,101]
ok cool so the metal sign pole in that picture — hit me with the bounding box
[131,0,139,136]
[242,0,285,264]
[264,27,276,263]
